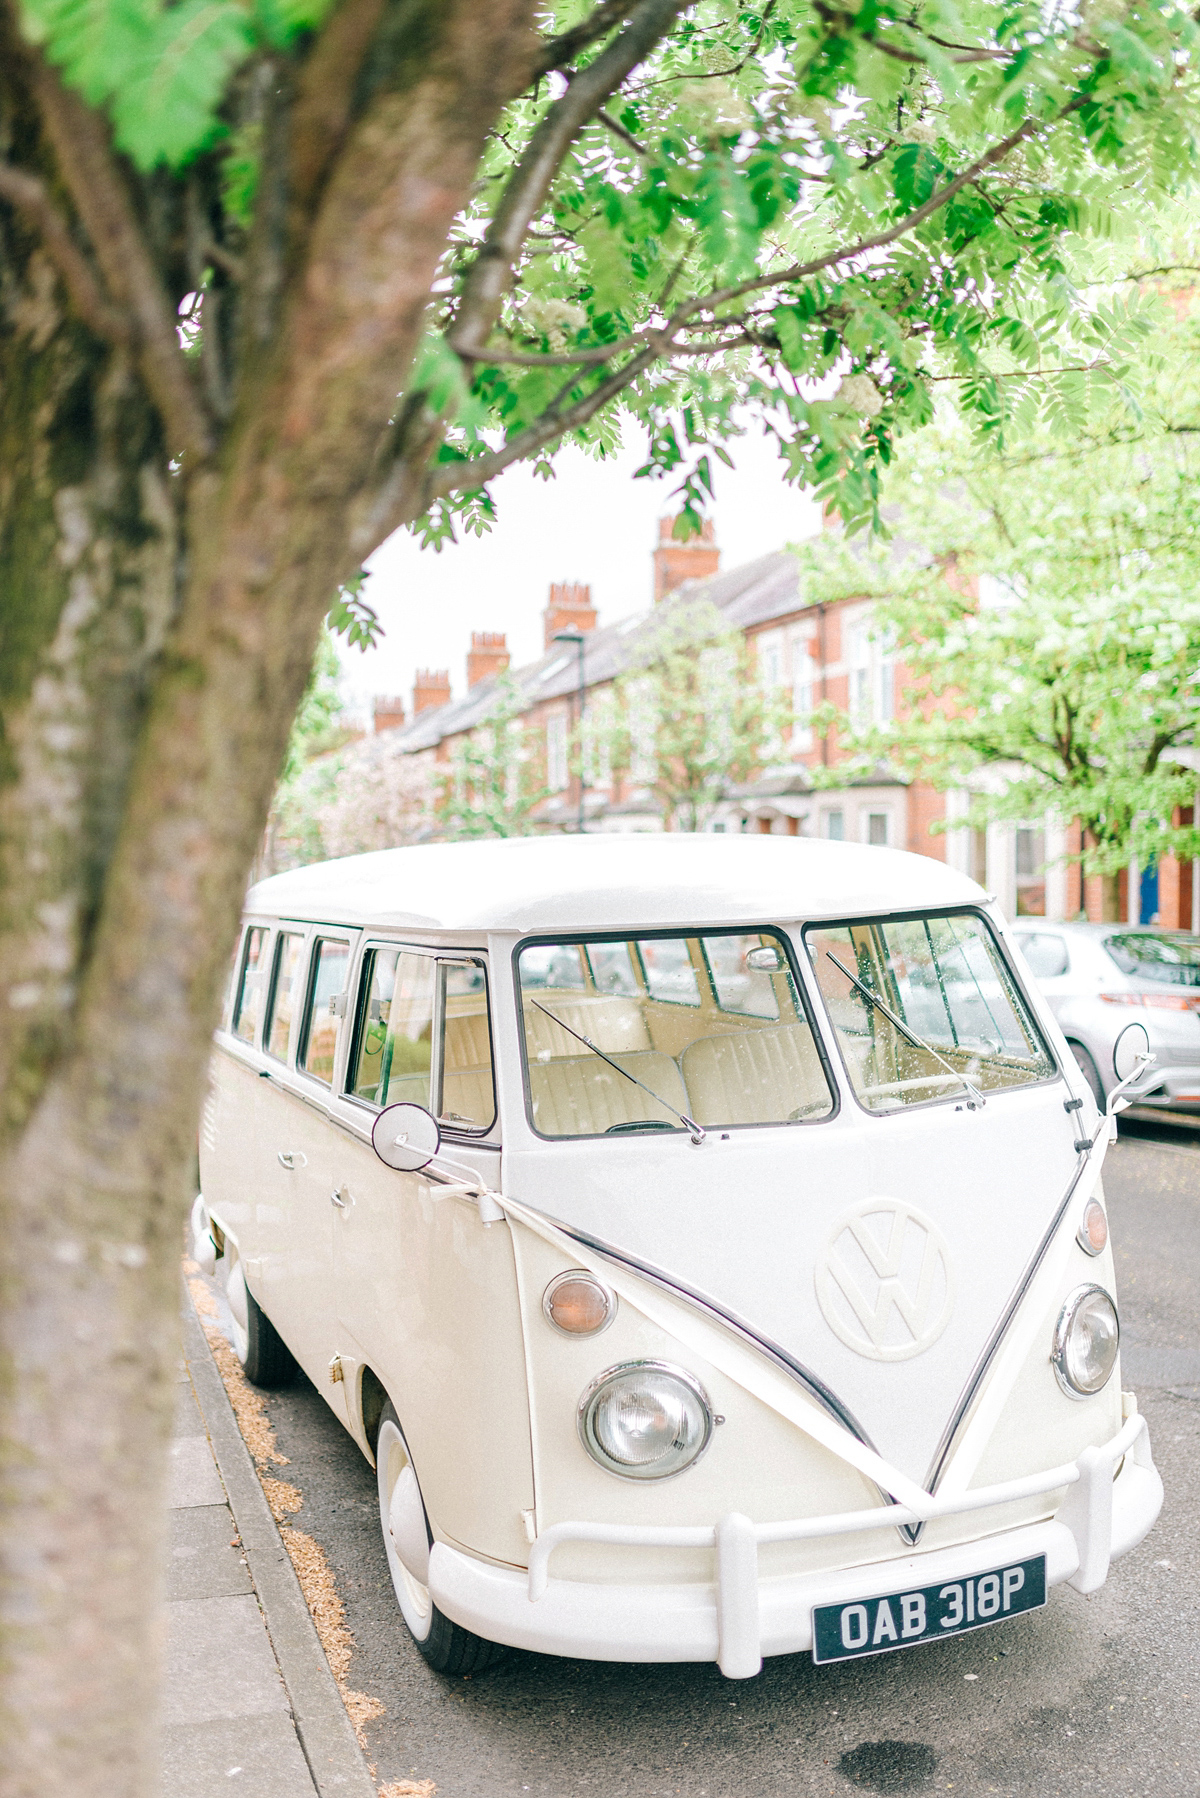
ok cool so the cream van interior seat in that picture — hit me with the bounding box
[528,1049,687,1136]
[679,1022,829,1125]
[523,993,651,1059]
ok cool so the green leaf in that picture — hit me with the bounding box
[251,0,333,48]
[893,143,946,212]
[112,0,251,167]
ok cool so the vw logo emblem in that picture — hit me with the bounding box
[815,1199,955,1362]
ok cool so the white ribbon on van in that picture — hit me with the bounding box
[478,1114,1114,1525]
[494,1190,937,1516]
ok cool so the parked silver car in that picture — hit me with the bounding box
[1008,921,1200,1115]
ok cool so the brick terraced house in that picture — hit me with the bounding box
[379,516,1197,930]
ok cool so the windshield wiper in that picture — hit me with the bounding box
[530,1000,706,1144]
[825,952,987,1111]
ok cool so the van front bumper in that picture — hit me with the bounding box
[428,1408,1161,1678]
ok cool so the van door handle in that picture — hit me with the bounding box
[277,1151,307,1170]
[330,1187,349,1209]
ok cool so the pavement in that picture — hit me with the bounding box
[166,1292,378,1798]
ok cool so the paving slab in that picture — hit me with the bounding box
[164,1593,292,1725]
[162,1713,319,1798]
[169,1504,254,1602]
[169,1433,227,1509]
[175,1377,206,1435]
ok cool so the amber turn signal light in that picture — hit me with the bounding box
[1077,1198,1108,1257]
[543,1270,616,1336]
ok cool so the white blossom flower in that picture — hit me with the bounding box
[837,373,885,418]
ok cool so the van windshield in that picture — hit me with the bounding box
[516,931,835,1138]
[805,912,1055,1113]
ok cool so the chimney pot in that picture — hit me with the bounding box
[372,695,407,734]
[543,580,597,651]
[466,631,510,689]
[653,515,719,602]
[412,669,451,715]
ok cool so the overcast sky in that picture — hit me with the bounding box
[335,429,822,720]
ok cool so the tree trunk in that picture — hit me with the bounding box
[0,265,187,1792]
[0,10,540,1789]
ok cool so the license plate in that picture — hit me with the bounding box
[812,1553,1046,1664]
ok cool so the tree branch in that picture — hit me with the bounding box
[456,104,1079,380]
[597,106,648,154]
[451,0,687,355]
[537,0,643,74]
[812,2,1003,62]
[680,105,1082,324]
[30,62,215,462]
[289,0,388,220]
[429,343,662,499]
[1120,263,1200,282]
[0,161,132,346]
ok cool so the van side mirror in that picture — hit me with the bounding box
[1112,1020,1151,1084]
[372,1102,441,1172]
[746,946,783,971]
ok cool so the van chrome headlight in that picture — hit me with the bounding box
[578,1360,713,1480]
[1052,1284,1119,1397]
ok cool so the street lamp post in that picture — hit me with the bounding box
[552,628,587,833]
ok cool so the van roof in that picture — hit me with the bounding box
[244,836,985,934]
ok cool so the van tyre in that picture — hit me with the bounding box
[227,1258,296,1388]
[375,1402,505,1675]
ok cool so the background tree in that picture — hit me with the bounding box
[3,0,1200,1787]
[600,598,790,828]
[800,344,1200,915]
[437,672,550,838]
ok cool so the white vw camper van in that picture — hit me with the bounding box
[195,836,1161,1679]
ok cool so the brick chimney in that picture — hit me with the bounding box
[372,695,407,734]
[412,669,451,715]
[543,580,597,651]
[466,631,510,689]
[653,516,719,603]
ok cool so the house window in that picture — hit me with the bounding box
[546,711,569,792]
[826,811,844,841]
[1015,826,1046,917]
[792,641,816,753]
[866,812,889,847]
[970,828,988,887]
[847,613,895,726]
[756,630,784,691]
[627,677,656,786]
[848,621,871,724]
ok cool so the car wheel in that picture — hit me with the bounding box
[375,1401,505,1675]
[1068,1040,1105,1110]
[225,1257,296,1389]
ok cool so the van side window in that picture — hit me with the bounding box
[232,927,269,1043]
[349,950,434,1107]
[440,962,496,1131]
[266,932,306,1062]
[301,939,351,1084]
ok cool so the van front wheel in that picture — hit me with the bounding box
[375,1403,505,1675]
